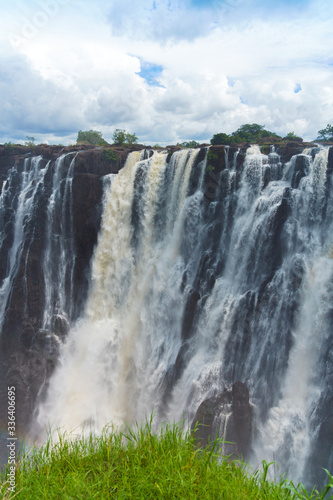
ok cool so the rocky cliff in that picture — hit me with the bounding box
[0,144,140,432]
[0,140,315,437]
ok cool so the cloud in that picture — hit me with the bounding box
[0,0,332,144]
[0,44,84,141]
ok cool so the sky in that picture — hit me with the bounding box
[0,0,332,145]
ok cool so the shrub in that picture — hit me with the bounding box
[102,149,119,162]
[76,130,108,146]
[112,129,138,146]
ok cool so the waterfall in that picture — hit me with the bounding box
[0,153,79,341]
[42,153,77,330]
[0,157,49,334]
[1,143,332,487]
[30,144,333,487]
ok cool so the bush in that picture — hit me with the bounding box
[102,149,119,162]
[317,124,333,142]
[25,136,36,148]
[76,130,108,146]
[211,124,282,145]
[283,132,303,142]
[178,140,200,148]
[112,129,138,146]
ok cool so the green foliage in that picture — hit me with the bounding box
[211,124,282,145]
[102,149,119,162]
[206,150,219,173]
[3,142,15,150]
[125,132,138,146]
[178,140,200,148]
[260,145,271,155]
[25,136,36,148]
[76,130,108,146]
[211,132,232,145]
[207,150,218,162]
[232,123,280,142]
[112,129,138,146]
[1,421,331,499]
[317,124,333,142]
[283,132,303,142]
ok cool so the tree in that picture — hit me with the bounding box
[284,132,303,142]
[210,124,281,146]
[125,132,138,146]
[317,124,333,142]
[25,136,36,147]
[76,130,108,146]
[210,133,232,145]
[112,129,138,146]
[231,123,279,142]
[178,140,200,148]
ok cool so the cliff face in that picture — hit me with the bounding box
[0,144,139,431]
[0,140,318,435]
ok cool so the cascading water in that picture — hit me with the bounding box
[42,153,77,330]
[0,153,79,342]
[0,156,49,334]
[31,144,333,488]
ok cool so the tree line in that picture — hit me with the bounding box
[76,129,138,147]
[210,124,301,145]
[75,123,333,149]
[210,123,333,145]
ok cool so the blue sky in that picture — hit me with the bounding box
[0,0,332,144]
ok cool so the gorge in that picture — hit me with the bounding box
[0,141,332,489]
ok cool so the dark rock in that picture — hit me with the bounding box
[291,155,308,188]
[191,382,254,459]
[181,288,201,341]
[50,314,70,339]
[191,389,231,449]
[327,146,333,174]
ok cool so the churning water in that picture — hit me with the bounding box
[3,145,332,487]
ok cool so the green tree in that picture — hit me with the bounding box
[284,132,303,142]
[25,136,36,147]
[210,133,232,145]
[125,132,138,146]
[210,125,281,145]
[112,129,138,146]
[76,130,108,146]
[112,129,126,145]
[179,140,200,148]
[317,124,333,142]
[231,123,279,142]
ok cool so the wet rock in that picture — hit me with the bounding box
[191,382,254,459]
[327,146,333,174]
[181,288,201,341]
[291,155,309,188]
[50,314,70,339]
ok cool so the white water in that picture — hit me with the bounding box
[42,153,77,328]
[0,157,49,332]
[32,145,333,486]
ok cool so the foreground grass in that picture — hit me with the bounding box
[1,421,332,499]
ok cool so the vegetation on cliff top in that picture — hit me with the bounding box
[1,422,332,499]
[1,123,332,150]
[317,124,333,142]
[210,124,304,146]
[76,129,138,147]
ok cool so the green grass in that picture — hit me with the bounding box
[1,420,332,499]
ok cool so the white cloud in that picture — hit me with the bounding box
[0,0,332,144]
